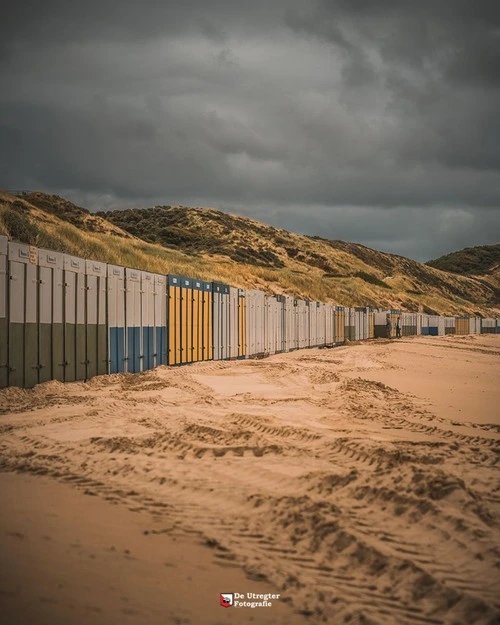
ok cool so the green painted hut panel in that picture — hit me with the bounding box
[38,324,52,384]
[76,324,87,381]
[64,325,76,382]
[97,325,107,375]
[0,317,7,388]
[86,324,98,379]
[8,324,24,387]
[52,324,65,381]
[24,322,38,388]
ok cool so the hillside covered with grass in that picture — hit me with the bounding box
[0,190,498,316]
[427,244,500,275]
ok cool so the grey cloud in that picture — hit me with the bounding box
[2,0,301,47]
[1,0,499,260]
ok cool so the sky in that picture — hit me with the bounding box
[1,0,499,261]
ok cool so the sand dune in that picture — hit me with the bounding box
[1,335,499,625]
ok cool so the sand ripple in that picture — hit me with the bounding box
[1,335,499,625]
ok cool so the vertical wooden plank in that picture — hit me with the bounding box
[86,272,98,380]
[23,253,39,388]
[8,243,40,388]
[8,244,28,387]
[141,272,154,371]
[125,268,141,373]
[207,288,213,361]
[212,286,220,361]
[75,264,87,381]
[0,236,8,388]
[201,283,209,361]
[49,252,65,381]
[107,265,125,373]
[97,268,107,376]
[66,276,79,379]
[168,278,176,365]
[153,274,167,367]
[197,286,203,361]
[38,264,52,383]
[86,264,102,377]
[184,279,193,363]
[221,286,228,360]
[192,282,201,362]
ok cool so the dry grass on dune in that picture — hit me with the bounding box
[0,190,498,314]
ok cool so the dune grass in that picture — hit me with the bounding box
[0,191,498,316]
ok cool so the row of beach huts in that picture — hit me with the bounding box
[0,235,498,389]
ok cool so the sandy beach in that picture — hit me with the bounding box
[1,334,499,625]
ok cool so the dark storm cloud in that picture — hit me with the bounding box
[286,0,500,171]
[2,0,296,44]
[1,0,499,261]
